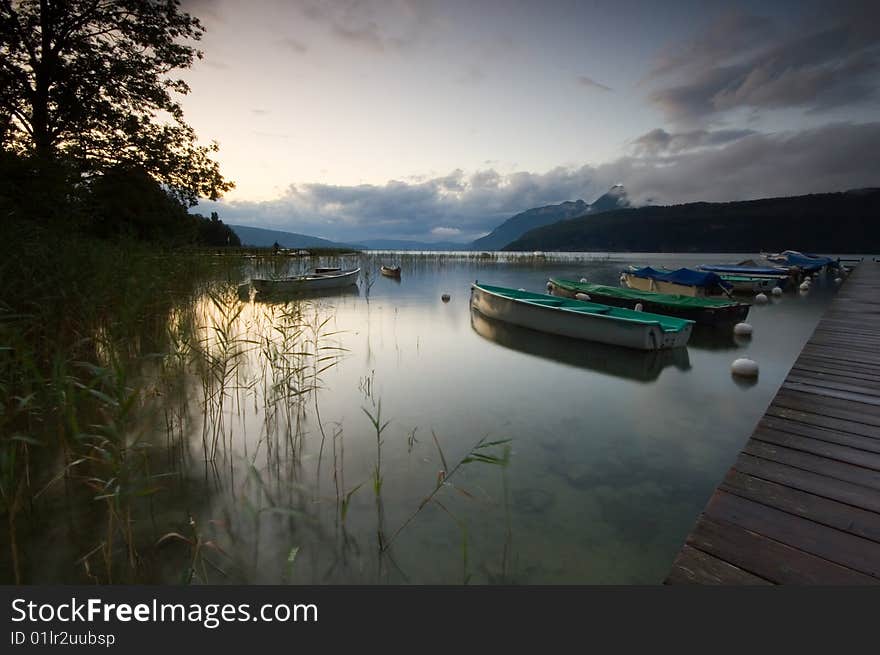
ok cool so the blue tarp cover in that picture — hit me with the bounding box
[782,251,838,271]
[629,267,731,289]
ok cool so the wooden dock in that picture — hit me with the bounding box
[667,262,880,584]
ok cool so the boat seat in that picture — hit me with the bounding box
[563,305,611,315]
[527,298,566,305]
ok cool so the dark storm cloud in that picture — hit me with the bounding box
[647,6,880,123]
[576,75,612,92]
[202,122,880,241]
[604,122,880,204]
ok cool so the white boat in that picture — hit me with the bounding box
[471,283,692,351]
[252,267,360,295]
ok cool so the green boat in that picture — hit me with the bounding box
[547,278,750,327]
[471,283,693,350]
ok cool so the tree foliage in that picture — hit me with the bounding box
[0,0,233,205]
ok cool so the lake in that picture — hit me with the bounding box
[15,252,843,584]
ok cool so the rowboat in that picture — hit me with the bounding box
[548,278,749,327]
[252,267,360,296]
[621,267,732,298]
[380,265,401,278]
[469,309,691,382]
[471,283,693,350]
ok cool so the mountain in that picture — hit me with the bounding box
[502,189,880,253]
[470,185,630,251]
[355,239,471,251]
[588,184,630,214]
[230,225,354,249]
[471,200,589,251]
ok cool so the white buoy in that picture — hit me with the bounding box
[834,277,842,284]
[734,322,753,336]
[634,303,644,312]
[755,293,768,304]
[580,278,588,284]
[441,294,451,303]
[731,358,759,377]
[518,288,526,292]
[575,293,591,301]
[799,281,810,291]
[771,286,783,296]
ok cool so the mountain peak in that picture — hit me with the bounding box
[588,184,631,214]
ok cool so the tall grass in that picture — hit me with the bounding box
[1,227,519,584]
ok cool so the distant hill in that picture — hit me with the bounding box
[503,189,880,253]
[355,239,470,251]
[230,225,354,249]
[471,185,630,250]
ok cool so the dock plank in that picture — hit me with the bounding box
[668,263,880,584]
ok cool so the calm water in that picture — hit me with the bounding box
[23,252,843,584]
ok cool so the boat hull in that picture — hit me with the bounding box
[548,281,749,327]
[470,310,691,382]
[719,275,787,293]
[380,266,401,278]
[620,272,715,297]
[471,284,691,350]
[252,268,360,295]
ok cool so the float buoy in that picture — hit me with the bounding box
[755,293,768,304]
[834,277,842,284]
[734,322,753,336]
[441,294,451,303]
[634,303,644,312]
[575,293,591,301]
[580,278,588,284]
[731,358,759,377]
[771,286,783,296]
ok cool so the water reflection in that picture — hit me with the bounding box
[470,309,691,382]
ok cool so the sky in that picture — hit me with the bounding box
[179,0,880,242]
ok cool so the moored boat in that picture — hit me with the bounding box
[762,250,838,273]
[548,278,749,327]
[471,283,693,350]
[621,266,732,298]
[715,274,787,293]
[252,267,360,296]
[380,265,401,278]
[697,263,795,281]
[469,309,691,382]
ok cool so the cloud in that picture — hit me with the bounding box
[603,121,880,205]
[296,0,439,55]
[201,166,600,242]
[576,75,612,92]
[431,227,462,237]
[646,6,880,123]
[630,127,756,156]
[279,37,309,54]
[203,122,880,242]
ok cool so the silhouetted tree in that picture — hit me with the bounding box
[0,0,233,205]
